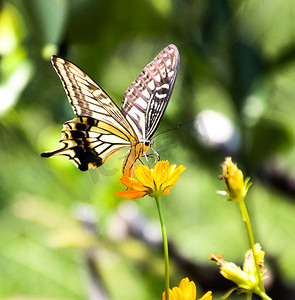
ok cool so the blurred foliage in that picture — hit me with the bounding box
[1,0,295,299]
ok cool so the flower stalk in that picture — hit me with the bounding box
[257,291,272,300]
[155,195,170,300]
[239,199,265,293]
[216,157,271,299]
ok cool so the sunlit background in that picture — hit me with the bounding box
[1,0,295,299]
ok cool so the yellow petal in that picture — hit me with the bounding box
[130,179,149,192]
[163,185,173,195]
[168,163,177,175]
[134,165,154,188]
[179,277,196,300]
[153,160,169,187]
[171,287,183,300]
[162,165,186,192]
[198,291,212,300]
[163,289,179,300]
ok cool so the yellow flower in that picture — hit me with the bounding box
[210,244,265,294]
[115,160,186,199]
[218,157,251,203]
[162,278,212,300]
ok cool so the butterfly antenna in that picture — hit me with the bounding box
[153,123,182,139]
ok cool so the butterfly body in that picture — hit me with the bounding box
[41,45,179,177]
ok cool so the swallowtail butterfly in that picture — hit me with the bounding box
[41,44,179,177]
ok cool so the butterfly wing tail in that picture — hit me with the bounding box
[41,118,103,171]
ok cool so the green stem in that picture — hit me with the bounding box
[239,199,265,293]
[155,195,170,300]
[247,293,252,300]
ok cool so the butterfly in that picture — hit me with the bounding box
[41,44,180,177]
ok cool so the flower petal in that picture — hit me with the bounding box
[153,160,169,187]
[162,165,186,192]
[120,175,148,192]
[115,189,147,199]
[134,165,154,188]
[120,176,134,188]
[116,160,185,199]
[163,185,173,195]
[198,291,212,300]
[179,277,196,300]
[170,287,183,300]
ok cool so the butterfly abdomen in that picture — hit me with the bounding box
[122,141,150,177]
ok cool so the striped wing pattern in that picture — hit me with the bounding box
[122,44,179,140]
[51,56,136,137]
[41,45,179,174]
[41,57,138,172]
[41,117,132,171]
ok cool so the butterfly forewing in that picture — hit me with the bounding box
[51,56,137,137]
[42,57,139,172]
[121,44,179,140]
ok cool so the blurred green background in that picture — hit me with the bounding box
[1,0,295,299]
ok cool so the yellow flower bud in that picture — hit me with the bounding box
[220,157,251,203]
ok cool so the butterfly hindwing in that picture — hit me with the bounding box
[41,117,132,171]
[121,44,179,140]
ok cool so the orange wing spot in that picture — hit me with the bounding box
[89,162,98,168]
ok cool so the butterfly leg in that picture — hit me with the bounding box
[149,146,160,163]
[138,158,145,165]
[129,161,137,178]
[129,151,143,178]
[143,152,152,169]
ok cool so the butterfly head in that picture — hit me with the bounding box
[142,139,153,151]
[135,139,152,157]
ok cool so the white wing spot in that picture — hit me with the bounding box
[142,89,150,99]
[148,80,155,90]
[94,143,110,153]
[168,71,174,78]
[161,83,170,90]
[88,132,101,138]
[154,74,161,82]
[155,92,167,99]
[136,97,147,109]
